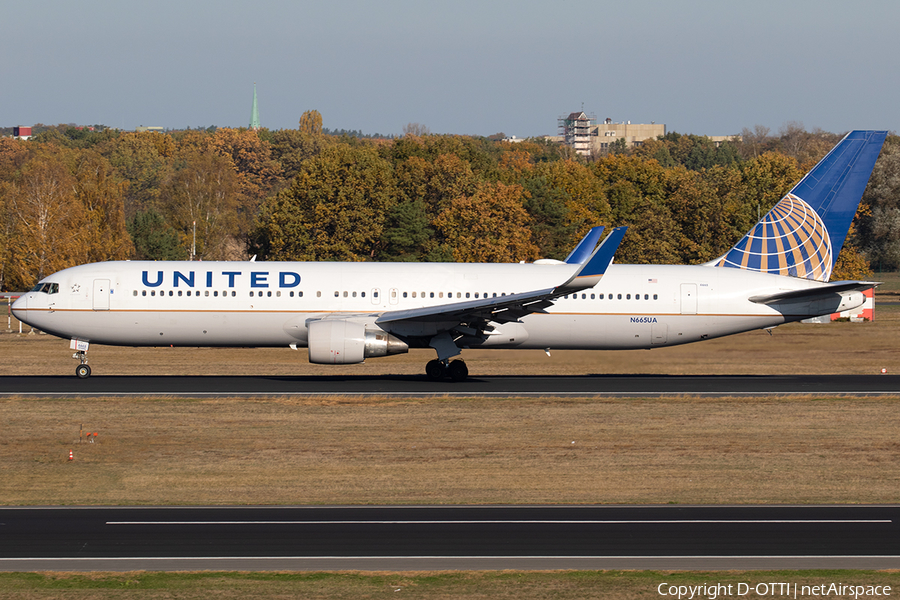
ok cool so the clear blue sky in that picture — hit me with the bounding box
[3,0,897,138]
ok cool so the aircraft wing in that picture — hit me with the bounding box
[748,280,879,305]
[376,227,627,329]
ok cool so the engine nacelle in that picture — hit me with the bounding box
[307,319,408,364]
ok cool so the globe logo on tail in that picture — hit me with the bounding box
[714,193,833,282]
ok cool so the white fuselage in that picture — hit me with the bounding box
[11,260,864,352]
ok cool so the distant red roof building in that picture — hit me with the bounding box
[13,126,32,140]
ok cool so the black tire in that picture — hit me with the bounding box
[425,359,445,380]
[448,360,468,382]
[76,364,91,379]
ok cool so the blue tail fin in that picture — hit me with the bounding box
[709,130,887,281]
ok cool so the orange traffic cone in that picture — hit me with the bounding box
[68,450,73,461]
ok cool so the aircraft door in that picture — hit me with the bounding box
[389,288,399,305]
[371,288,381,305]
[680,283,697,315]
[93,279,110,311]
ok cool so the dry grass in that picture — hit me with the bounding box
[2,394,899,505]
[1,301,898,506]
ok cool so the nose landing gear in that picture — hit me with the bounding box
[71,339,91,378]
[75,361,91,379]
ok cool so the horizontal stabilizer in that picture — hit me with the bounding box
[749,281,878,305]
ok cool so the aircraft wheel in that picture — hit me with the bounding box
[425,359,445,380]
[76,364,91,379]
[448,360,468,382]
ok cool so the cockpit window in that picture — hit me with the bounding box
[30,282,59,294]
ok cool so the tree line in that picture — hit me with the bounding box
[0,115,894,291]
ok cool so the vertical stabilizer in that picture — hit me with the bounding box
[709,130,887,281]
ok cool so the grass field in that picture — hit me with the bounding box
[1,570,898,600]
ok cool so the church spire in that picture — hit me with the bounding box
[249,83,260,130]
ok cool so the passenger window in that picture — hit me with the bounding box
[644,294,649,300]
[187,291,191,297]
[299,291,303,298]
[465,292,470,298]
[474,293,479,298]
[178,291,182,297]
[169,291,174,297]
[290,291,294,297]
[361,291,366,298]
[591,294,595,299]
[403,292,408,298]
[617,294,622,299]
[412,292,416,298]
[250,291,254,297]
[352,291,357,298]
[133,290,137,296]
[214,291,219,297]
[232,291,236,297]
[205,291,209,297]
[439,292,443,298]
[653,294,658,300]
[431,292,435,298]
[317,291,321,297]
[626,294,631,299]
[142,290,147,297]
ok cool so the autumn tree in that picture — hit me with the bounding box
[159,151,241,260]
[5,149,88,288]
[73,151,133,263]
[103,131,174,217]
[433,181,539,263]
[299,110,323,136]
[206,127,283,211]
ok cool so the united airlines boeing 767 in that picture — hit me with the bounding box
[12,130,887,380]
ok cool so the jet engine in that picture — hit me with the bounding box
[307,319,408,364]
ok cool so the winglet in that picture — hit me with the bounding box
[558,226,627,292]
[564,226,605,264]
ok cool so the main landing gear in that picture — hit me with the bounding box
[425,359,468,382]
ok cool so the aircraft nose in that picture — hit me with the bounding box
[10,294,27,318]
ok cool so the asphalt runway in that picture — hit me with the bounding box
[1,373,900,397]
[1,505,898,571]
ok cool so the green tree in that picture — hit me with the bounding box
[254,144,395,261]
[127,209,187,260]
